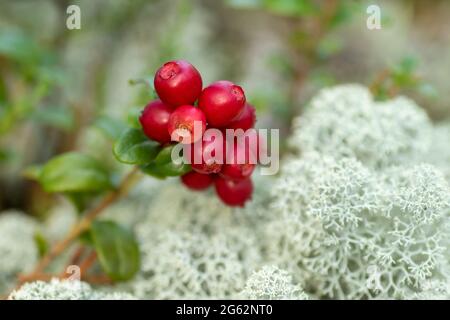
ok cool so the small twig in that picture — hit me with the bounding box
[78,251,98,276]
[82,275,113,285]
[369,69,390,92]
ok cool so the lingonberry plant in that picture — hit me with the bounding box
[12,60,260,295]
[136,60,259,207]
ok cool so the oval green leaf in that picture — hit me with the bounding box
[141,144,191,178]
[39,152,113,193]
[90,220,140,282]
[113,128,160,165]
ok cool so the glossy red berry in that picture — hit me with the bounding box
[168,105,206,144]
[154,60,202,107]
[220,142,255,181]
[226,103,256,131]
[181,171,214,191]
[139,99,173,144]
[214,176,253,207]
[198,80,246,127]
[188,138,226,174]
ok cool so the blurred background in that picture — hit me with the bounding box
[0,0,449,216]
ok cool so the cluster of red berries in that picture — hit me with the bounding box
[139,60,258,207]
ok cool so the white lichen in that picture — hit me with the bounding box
[0,211,39,292]
[131,226,260,299]
[8,278,136,300]
[269,154,450,299]
[240,266,309,300]
[290,85,432,169]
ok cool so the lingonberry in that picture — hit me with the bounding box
[139,99,173,144]
[154,60,202,107]
[167,105,206,144]
[226,103,256,131]
[214,176,253,207]
[188,138,226,174]
[220,142,255,181]
[181,171,214,191]
[198,80,246,127]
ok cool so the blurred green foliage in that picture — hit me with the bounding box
[0,28,73,167]
[226,0,318,17]
[371,56,438,101]
[227,0,361,139]
[36,152,113,193]
[140,144,192,179]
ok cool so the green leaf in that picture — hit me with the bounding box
[153,144,176,165]
[139,163,166,179]
[90,220,140,281]
[113,128,160,165]
[34,232,49,258]
[398,56,418,74]
[263,0,318,17]
[39,152,113,193]
[141,145,191,178]
[66,192,95,214]
[79,230,94,246]
[141,161,191,178]
[330,2,360,28]
[94,116,127,140]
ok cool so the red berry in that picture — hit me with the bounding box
[214,176,253,207]
[198,80,246,127]
[139,99,173,144]
[226,103,256,131]
[168,105,206,144]
[188,138,226,174]
[220,142,255,181]
[181,171,214,191]
[154,60,202,107]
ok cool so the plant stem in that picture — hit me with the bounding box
[17,167,141,286]
[78,251,98,276]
